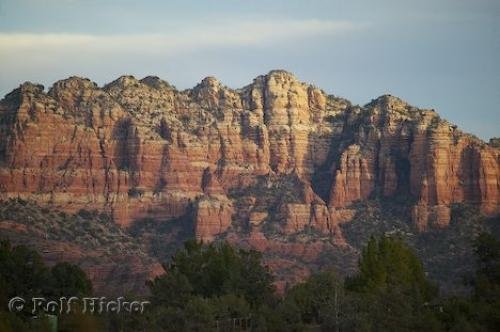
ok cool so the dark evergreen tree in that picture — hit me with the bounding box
[49,262,92,298]
[0,240,98,331]
[345,236,441,331]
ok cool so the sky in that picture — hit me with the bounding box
[0,0,498,140]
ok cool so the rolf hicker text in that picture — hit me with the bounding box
[8,296,150,315]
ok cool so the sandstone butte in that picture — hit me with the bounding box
[0,69,499,249]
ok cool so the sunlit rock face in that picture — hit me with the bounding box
[0,71,499,243]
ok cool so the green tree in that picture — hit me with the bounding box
[149,240,275,308]
[345,236,441,331]
[436,232,500,331]
[474,232,500,298]
[0,240,95,330]
[49,262,92,297]
[281,269,342,328]
[0,240,51,302]
[347,236,436,299]
[147,240,276,330]
[471,232,500,330]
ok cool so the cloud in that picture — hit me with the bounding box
[0,19,362,55]
[0,18,365,96]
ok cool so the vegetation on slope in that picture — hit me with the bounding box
[0,198,147,258]
[341,198,498,294]
[1,233,499,331]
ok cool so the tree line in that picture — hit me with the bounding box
[1,232,499,331]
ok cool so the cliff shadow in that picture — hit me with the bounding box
[128,207,196,264]
[459,145,482,204]
[112,117,140,179]
[309,111,358,203]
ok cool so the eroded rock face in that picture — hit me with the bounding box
[326,95,500,230]
[0,72,499,243]
[194,196,233,242]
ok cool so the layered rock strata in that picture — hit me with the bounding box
[0,70,498,241]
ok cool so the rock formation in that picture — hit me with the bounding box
[0,70,499,244]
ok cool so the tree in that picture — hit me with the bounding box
[471,233,500,330]
[436,232,500,331]
[147,240,276,330]
[347,236,437,299]
[49,262,92,298]
[0,240,96,330]
[149,240,275,308]
[0,240,51,302]
[345,236,441,331]
[474,232,500,297]
[281,269,342,327]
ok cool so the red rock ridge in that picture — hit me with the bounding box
[0,72,498,241]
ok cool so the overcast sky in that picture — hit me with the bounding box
[0,0,498,139]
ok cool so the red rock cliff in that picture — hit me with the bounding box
[0,71,498,240]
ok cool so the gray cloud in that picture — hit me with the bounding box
[0,19,363,55]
